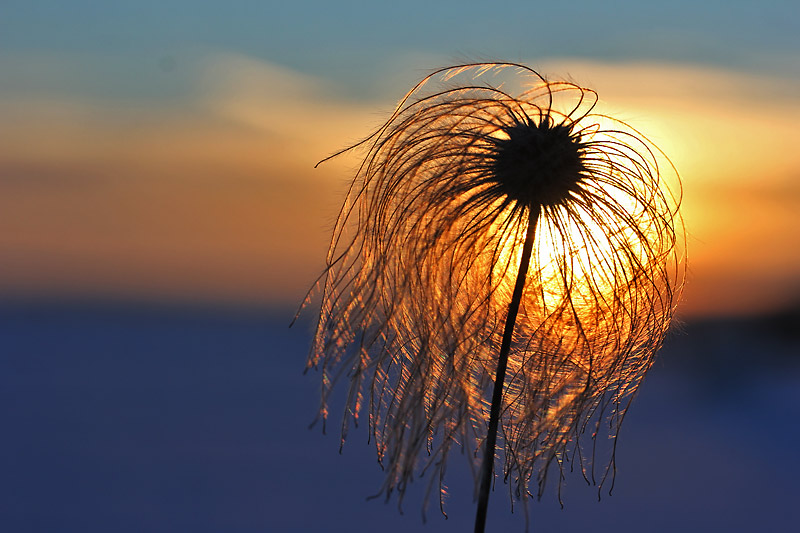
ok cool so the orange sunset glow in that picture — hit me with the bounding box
[1,55,798,317]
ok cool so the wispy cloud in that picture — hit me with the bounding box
[1,52,797,314]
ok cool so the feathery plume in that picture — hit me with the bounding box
[303,62,684,531]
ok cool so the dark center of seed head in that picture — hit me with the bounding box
[491,120,586,208]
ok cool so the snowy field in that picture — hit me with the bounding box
[2,303,798,532]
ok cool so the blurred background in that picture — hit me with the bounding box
[2,1,798,531]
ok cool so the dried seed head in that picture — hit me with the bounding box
[305,62,685,520]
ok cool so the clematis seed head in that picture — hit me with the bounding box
[302,62,685,525]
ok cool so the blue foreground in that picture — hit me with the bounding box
[1,302,798,532]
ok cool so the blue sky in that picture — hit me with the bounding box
[3,0,797,93]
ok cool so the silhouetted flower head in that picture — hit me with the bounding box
[306,63,683,516]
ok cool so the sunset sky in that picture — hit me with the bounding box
[1,1,798,318]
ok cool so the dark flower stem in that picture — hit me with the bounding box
[474,206,540,533]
